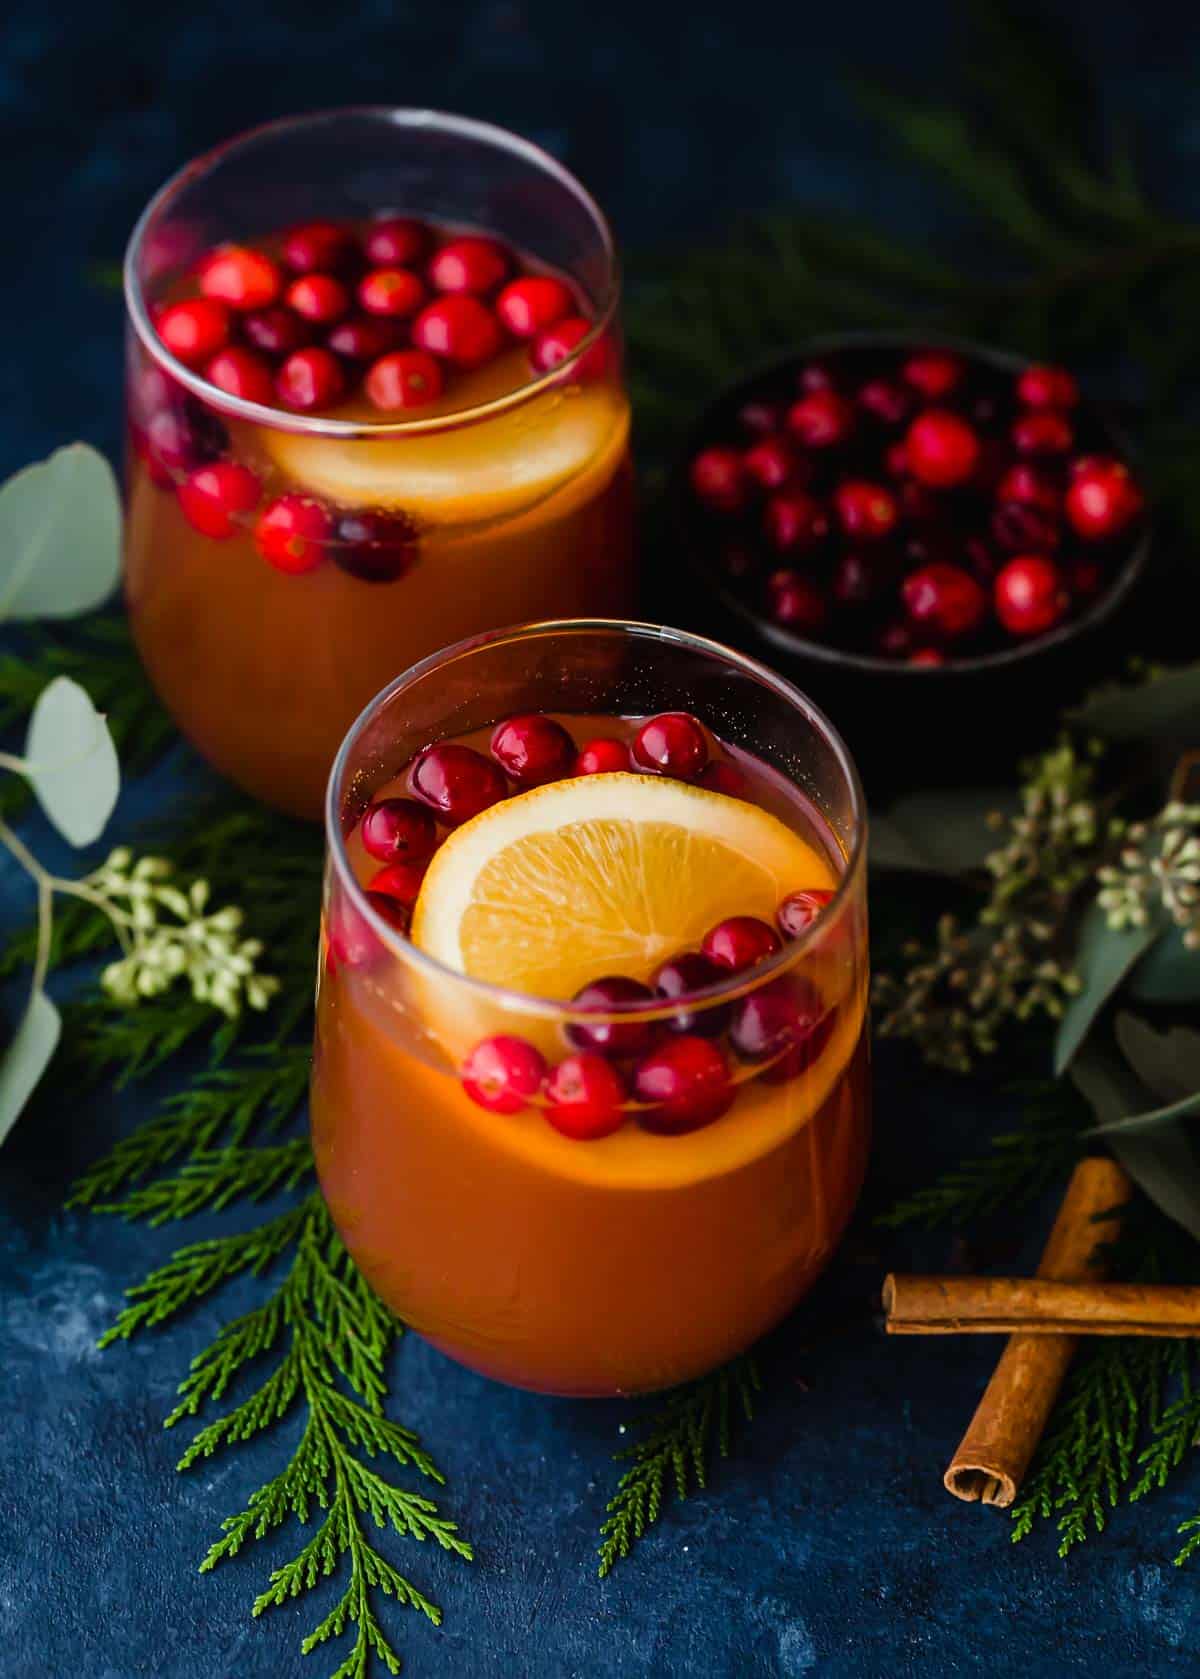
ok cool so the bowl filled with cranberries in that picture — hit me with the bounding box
[674,336,1149,783]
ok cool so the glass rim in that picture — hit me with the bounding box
[124,105,622,439]
[325,617,868,1024]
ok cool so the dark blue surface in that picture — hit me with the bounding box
[4,4,1200,1676]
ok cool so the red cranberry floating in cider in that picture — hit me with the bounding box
[409,743,507,825]
[368,859,428,909]
[428,236,509,295]
[461,1035,547,1115]
[276,348,346,411]
[358,268,426,319]
[327,315,399,363]
[254,494,332,574]
[199,245,281,310]
[994,555,1068,637]
[496,276,572,338]
[365,889,410,934]
[697,760,746,796]
[490,715,575,787]
[902,562,987,643]
[157,299,230,368]
[364,217,429,267]
[544,1054,627,1140]
[652,952,729,1037]
[690,447,747,514]
[530,317,608,380]
[361,797,438,865]
[1065,457,1144,541]
[634,1036,734,1135]
[177,462,260,539]
[205,346,275,405]
[574,737,632,776]
[241,305,312,356]
[282,221,359,275]
[729,977,832,1083]
[412,296,503,369]
[286,273,351,326]
[568,976,658,1057]
[702,916,781,973]
[632,712,708,780]
[777,888,835,940]
[905,409,980,488]
[332,511,417,583]
[365,350,444,411]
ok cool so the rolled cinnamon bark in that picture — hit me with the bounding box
[903,1157,1129,1506]
[883,1276,1200,1336]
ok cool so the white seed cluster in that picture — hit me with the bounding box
[91,848,281,1017]
[1097,803,1200,949]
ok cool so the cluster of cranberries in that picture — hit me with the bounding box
[686,347,1145,663]
[132,216,604,580]
[331,709,837,1141]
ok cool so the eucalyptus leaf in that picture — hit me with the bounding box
[0,444,121,622]
[1128,925,1200,1004]
[1071,1037,1200,1243]
[1115,1013,1200,1105]
[1067,663,1200,745]
[24,676,120,846]
[870,788,1014,875]
[0,989,60,1147]
[1053,901,1164,1075]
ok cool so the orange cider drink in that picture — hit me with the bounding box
[122,110,633,818]
[311,622,870,1397]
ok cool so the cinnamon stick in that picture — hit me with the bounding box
[883,1276,1200,1336]
[905,1158,1129,1507]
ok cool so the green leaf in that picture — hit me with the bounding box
[0,988,61,1146]
[0,445,121,622]
[1067,664,1200,744]
[1116,1014,1200,1105]
[24,676,120,846]
[1128,926,1200,1004]
[1053,901,1163,1075]
[1071,1036,1200,1242]
[870,788,1013,875]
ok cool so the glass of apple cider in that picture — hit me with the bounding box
[123,110,633,819]
[312,619,870,1397]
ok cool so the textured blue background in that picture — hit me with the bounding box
[3,3,1200,1676]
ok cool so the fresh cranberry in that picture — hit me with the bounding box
[574,737,631,776]
[204,346,275,405]
[240,305,312,356]
[634,1036,733,1134]
[997,462,1061,512]
[461,1035,546,1115]
[738,399,781,436]
[834,479,898,541]
[157,299,231,368]
[144,399,227,476]
[326,316,399,362]
[631,712,708,779]
[358,267,426,318]
[428,236,509,295]
[365,889,410,934]
[1018,364,1079,409]
[701,915,781,972]
[324,890,382,971]
[275,348,346,411]
[766,570,828,634]
[777,888,835,939]
[787,389,855,448]
[905,410,980,488]
[409,743,507,825]
[1065,457,1144,540]
[729,977,832,1082]
[199,245,281,310]
[254,494,332,574]
[368,858,427,906]
[797,362,838,393]
[177,462,260,539]
[902,351,964,399]
[332,510,417,582]
[491,714,575,786]
[365,350,444,411]
[652,952,729,1037]
[412,296,503,368]
[364,217,429,268]
[858,378,912,426]
[282,222,359,275]
[697,760,746,797]
[529,317,609,380]
[909,648,946,667]
[496,275,572,338]
[1013,410,1073,456]
[902,562,987,642]
[994,555,1068,637]
[742,435,797,492]
[361,797,438,865]
[544,1054,627,1140]
[285,274,351,326]
[763,490,829,553]
[689,447,747,513]
[991,500,1061,554]
[832,550,894,611]
[568,976,658,1057]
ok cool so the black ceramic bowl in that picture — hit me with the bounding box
[663,333,1151,796]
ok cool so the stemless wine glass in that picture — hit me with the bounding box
[311,620,870,1398]
[123,110,633,819]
